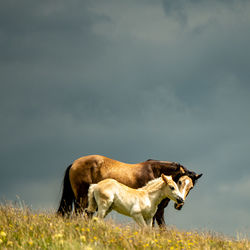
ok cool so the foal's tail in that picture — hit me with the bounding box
[57,164,75,216]
[86,184,97,214]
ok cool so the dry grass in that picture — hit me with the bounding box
[0,203,249,249]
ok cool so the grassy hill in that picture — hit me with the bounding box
[0,203,249,249]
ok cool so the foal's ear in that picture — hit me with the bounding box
[161,174,172,184]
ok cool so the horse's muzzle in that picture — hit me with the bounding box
[176,197,184,205]
[174,202,184,210]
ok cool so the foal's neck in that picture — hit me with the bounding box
[146,181,166,205]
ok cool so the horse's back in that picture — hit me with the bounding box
[70,155,147,183]
[69,154,153,200]
[71,155,132,173]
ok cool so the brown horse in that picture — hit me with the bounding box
[57,155,202,228]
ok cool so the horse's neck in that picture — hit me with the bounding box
[149,162,177,177]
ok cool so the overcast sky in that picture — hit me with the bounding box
[1,0,250,238]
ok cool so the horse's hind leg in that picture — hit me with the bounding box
[74,183,90,215]
[75,197,88,216]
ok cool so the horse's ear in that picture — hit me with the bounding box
[179,166,185,174]
[174,162,185,174]
[161,174,172,184]
[195,173,203,180]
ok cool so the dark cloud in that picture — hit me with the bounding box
[1,0,250,237]
[162,0,249,25]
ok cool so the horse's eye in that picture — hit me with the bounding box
[170,186,175,191]
[178,181,182,185]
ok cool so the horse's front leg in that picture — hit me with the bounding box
[153,198,170,229]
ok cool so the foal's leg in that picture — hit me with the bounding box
[86,191,98,219]
[132,213,147,227]
[96,199,113,219]
[145,218,153,227]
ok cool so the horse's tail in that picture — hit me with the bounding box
[57,164,75,216]
[86,184,97,214]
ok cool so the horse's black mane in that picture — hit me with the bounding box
[146,159,199,186]
[146,159,158,162]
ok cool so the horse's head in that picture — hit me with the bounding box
[161,174,184,206]
[174,172,202,210]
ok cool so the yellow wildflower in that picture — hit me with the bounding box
[0,231,6,237]
[80,235,86,242]
[7,241,13,246]
[59,240,64,245]
[28,240,33,246]
[0,239,3,244]
[53,233,63,239]
[85,246,93,250]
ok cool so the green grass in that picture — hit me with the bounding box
[0,203,249,249]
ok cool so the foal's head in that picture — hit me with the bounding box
[174,173,202,210]
[161,174,184,205]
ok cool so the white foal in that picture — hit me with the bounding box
[86,174,184,227]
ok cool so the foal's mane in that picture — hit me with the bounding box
[139,177,165,192]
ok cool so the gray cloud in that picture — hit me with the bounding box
[1,0,250,237]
